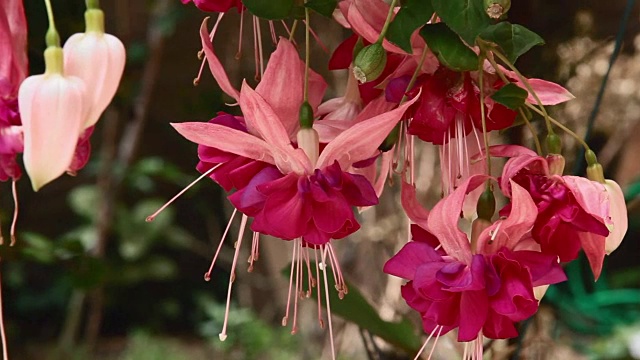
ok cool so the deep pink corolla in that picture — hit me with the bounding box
[384,176,567,341]
[181,0,243,13]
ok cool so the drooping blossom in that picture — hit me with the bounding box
[64,5,126,128]
[0,0,28,182]
[385,176,566,347]
[490,145,621,279]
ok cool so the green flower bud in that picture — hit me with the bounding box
[484,0,511,19]
[299,101,314,129]
[476,188,496,222]
[353,43,387,84]
[546,133,562,154]
[585,150,606,183]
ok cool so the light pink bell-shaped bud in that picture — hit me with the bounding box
[19,47,86,191]
[604,179,628,254]
[63,8,125,129]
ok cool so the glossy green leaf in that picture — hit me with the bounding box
[305,0,337,17]
[386,0,434,53]
[282,263,421,353]
[490,83,528,110]
[420,23,478,71]
[479,22,544,63]
[243,0,295,20]
[431,0,491,45]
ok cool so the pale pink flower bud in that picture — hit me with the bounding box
[19,47,86,191]
[64,9,125,129]
[604,180,628,254]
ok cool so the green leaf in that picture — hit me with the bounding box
[490,83,528,110]
[420,23,478,72]
[243,0,295,20]
[431,0,491,45]
[305,0,337,17]
[281,263,421,354]
[479,22,544,63]
[386,0,434,53]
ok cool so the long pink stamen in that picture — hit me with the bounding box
[412,325,441,360]
[194,12,225,86]
[0,260,7,360]
[291,240,302,334]
[146,164,221,222]
[303,20,329,53]
[304,247,314,297]
[314,248,324,328]
[280,20,297,46]
[321,246,336,360]
[426,326,443,360]
[10,180,18,246]
[255,16,265,78]
[248,232,260,272]
[236,8,244,59]
[252,17,260,81]
[219,214,248,341]
[282,240,298,327]
[269,21,277,45]
[204,208,238,281]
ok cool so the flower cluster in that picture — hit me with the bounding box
[165,0,629,358]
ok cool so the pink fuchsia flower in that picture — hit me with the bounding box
[490,145,613,279]
[181,0,243,13]
[19,46,87,191]
[64,6,126,128]
[0,0,28,181]
[385,176,566,344]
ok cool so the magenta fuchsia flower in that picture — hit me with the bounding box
[159,33,418,344]
[490,145,623,279]
[385,176,566,350]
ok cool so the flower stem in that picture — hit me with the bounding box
[490,49,554,134]
[377,0,399,44]
[399,46,428,104]
[526,103,591,151]
[86,0,100,9]
[478,56,492,179]
[519,108,543,154]
[303,8,310,102]
[44,0,61,47]
[288,20,298,41]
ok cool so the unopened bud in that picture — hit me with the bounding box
[353,43,387,83]
[546,154,565,176]
[476,187,496,221]
[585,150,605,183]
[546,133,562,154]
[352,36,365,62]
[484,0,511,19]
[299,101,314,129]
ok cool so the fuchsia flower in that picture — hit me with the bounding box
[64,6,126,128]
[385,176,566,344]
[173,37,417,244]
[490,145,626,279]
[0,0,27,182]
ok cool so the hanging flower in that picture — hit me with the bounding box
[64,3,126,128]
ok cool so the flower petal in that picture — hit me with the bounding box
[427,175,487,265]
[19,74,86,190]
[171,122,276,165]
[579,231,606,280]
[604,180,628,254]
[401,180,430,229]
[239,81,312,174]
[317,94,418,169]
[383,241,442,281]
[64,32,126,128]
[199,17,240,101]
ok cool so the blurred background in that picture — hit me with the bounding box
[2,0,640,359]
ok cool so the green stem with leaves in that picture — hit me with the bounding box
[526,104,591,151]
